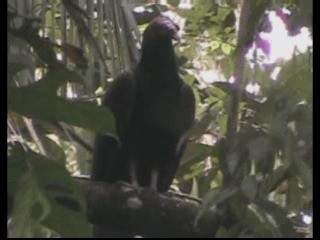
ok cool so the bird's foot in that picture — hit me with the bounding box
[129,161,141,193]
[117,181,133,191]
[150,169,159,192]
[117,181,141,193]
[131,179,142,193]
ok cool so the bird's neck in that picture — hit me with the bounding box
[139,39,178,77]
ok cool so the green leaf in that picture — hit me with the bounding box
[177,142,217,181]
[287,177,304,210]
[210,40,220,51]
[8,85,116,134]
[208,84,227,99]
[217,113,228,136]
[31,68,85,95]
[181,73,195,86]
[185,113,213,140]
[278,54,312,102]
[255,199,298,237]
[180,143,216,167]
[221,43,233,55]
[220,57,234,79]
[244,204,275,237]
[42,200,92,238]
[9,26,57,66]
[260,166,289,196]
[195,187,237,227]
[241,176,258,201]
[179,161,206,182]
[247,136,269,160]
[215,224,241,238]
[8,53,35,77]
[8,145,92,237]
[190,178,199,198]
[10,172,51,238]
[42,136,66,166]
[293,156,312,189]
[8,145,29,195]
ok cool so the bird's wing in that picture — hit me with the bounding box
[174,81,196,161]
[92,71,136,182]
[91,133,119,182]
[176,81,196,136]
[102,71,136,140]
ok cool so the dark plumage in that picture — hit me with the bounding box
[92,16,195,192]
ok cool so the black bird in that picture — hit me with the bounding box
[92,15,195,192]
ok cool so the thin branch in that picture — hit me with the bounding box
[226,0,270,149]
[226,0,248,149]
[22,117,48,157]
[62,0,110,75]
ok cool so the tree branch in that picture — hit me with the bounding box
[76,177,222,238]
[226,0,270,149]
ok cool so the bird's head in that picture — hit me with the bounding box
[142,15,180,46]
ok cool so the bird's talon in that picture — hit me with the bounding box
[131,181,141,193]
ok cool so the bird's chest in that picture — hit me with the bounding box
[139,89,183,134]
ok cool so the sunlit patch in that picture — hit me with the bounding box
[56,52,63,61]
[245,82,260,95]
[178,0,193,9]
[133,6,147,13]
[229,76,236,84]
[302,214,312,225]
[270,66,282,80]
[246,8,312,81]
[35,68,44,81]
[199,70,220,83]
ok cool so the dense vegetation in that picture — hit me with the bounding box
[8,0,312,237]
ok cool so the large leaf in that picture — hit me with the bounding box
[243,204,275,237]
[260,166,289,196]
[185,113,213,140]
[287,177,304,210]
[278,53,312,102]
[9,26,57,67]
[241,175,258,201]
[8,52,35,78]
[30,67,85,94]
[178,143,217,180]
[293,156,312,190]
[255,199,298,238]
[8,85,116,135]
[195,187,238,227]
[9,25,86,87]
[9,171,51,238]
[42,136,66,166]
[8,145,92,237]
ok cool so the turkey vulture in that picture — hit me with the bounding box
[92,15,195,192]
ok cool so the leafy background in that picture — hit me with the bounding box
[8,0,312,237]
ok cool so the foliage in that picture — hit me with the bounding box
[7,0,312,238]
[8,144,92,237]
[175,0,312,237]
[7,0,117,237]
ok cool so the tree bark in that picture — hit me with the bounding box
[76,177,222,238]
